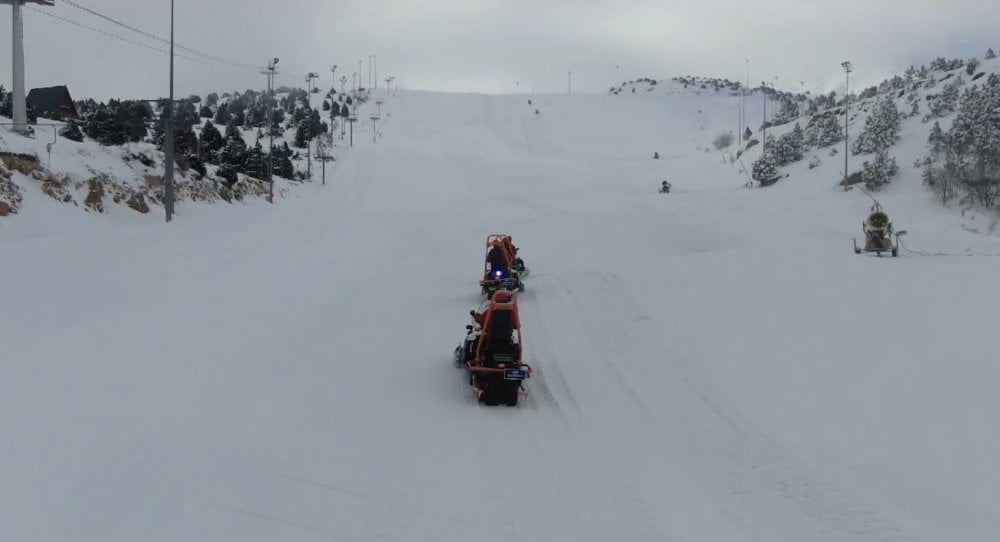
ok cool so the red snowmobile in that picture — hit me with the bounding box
[454,289,533,406]
[479,234,527,299]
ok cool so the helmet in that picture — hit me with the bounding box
[492,239,501,247]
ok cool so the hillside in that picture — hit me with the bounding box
[4,66,1000,542]
[0,83,388,229]
[664,52,1000,237]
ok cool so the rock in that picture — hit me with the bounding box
[127,192,149,214]
[0,201,10,216]
[84,179,105,213]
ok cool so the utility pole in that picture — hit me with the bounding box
[744,59,749,140]
[261,57,279,200]
[842,60,853,191]
[316,135,333,185]
[2,0,53,135]
[761,80,768,158]
[306,72,319,93]
[340,75,347,94]
[330,65,337,92]
[373,54,377,89]
[358,59,363,89]
[347,105,356,147]
[164,0,175,221]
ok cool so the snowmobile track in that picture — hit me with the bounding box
[549,270,914,542]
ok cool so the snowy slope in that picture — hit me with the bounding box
[2,84,999,542]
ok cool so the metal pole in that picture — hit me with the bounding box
[761,81,767,158]
[373,54,377,89]
[164,0,175,221]
[11,0,28,134]
[744,59,749,140]
[842,61,852,191]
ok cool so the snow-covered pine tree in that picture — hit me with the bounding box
[751,152,778,183]
[852,97,900,155]
[199,120,225,161]
[59,118,84,142]
[214,103,232,125]
[294,123,309,148]
[926,121,947,162]
[924,78,961,120]
[219,133,248,171]
[861,149,899,190]
[966,58,980,76]
[986,48,997,60]
[804,113,843,147]
[245,141,266,180]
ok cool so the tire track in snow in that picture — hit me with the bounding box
[554,269,914,542]
[516,276,682,541]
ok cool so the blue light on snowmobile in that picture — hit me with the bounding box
[495,270,503,277]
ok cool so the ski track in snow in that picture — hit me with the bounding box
[532,270,914,542]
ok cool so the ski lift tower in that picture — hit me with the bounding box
[2,0,55,135]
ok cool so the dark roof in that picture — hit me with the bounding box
[27,85,78,119]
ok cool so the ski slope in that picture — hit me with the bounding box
[3,87,1000,542]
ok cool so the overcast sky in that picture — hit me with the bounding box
[1,0,996,102]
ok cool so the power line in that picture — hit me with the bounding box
[61,0,255,69]
[24,6,216,65]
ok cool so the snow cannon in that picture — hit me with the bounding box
[853,204,904,257]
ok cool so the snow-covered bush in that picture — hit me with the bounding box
[712,131,734,150]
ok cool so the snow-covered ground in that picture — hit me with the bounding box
[2,84,999,542]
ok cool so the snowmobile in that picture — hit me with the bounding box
[853,203,905,257]
[658,180,671,193]
[453,290,532,406]
[479,234,526,298]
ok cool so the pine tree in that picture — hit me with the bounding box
[966,58,980,76]
[986,48,997,60]
[214,102,232,125]
[861,149,899,191]
[322,100,331,111]
[245,141,266,179]
[927,121,947,161]
[751,152,778,183]
[199,120,225,161]
[925,79,961,120]
[852,97,900,154]
[220,134,248,171]
[294,123,309,148]
[0,86,11,119]
[59,118,85,142]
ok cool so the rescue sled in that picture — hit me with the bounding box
[479,234,526,298]
[852,204,905,257]
[454,290,533,406]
